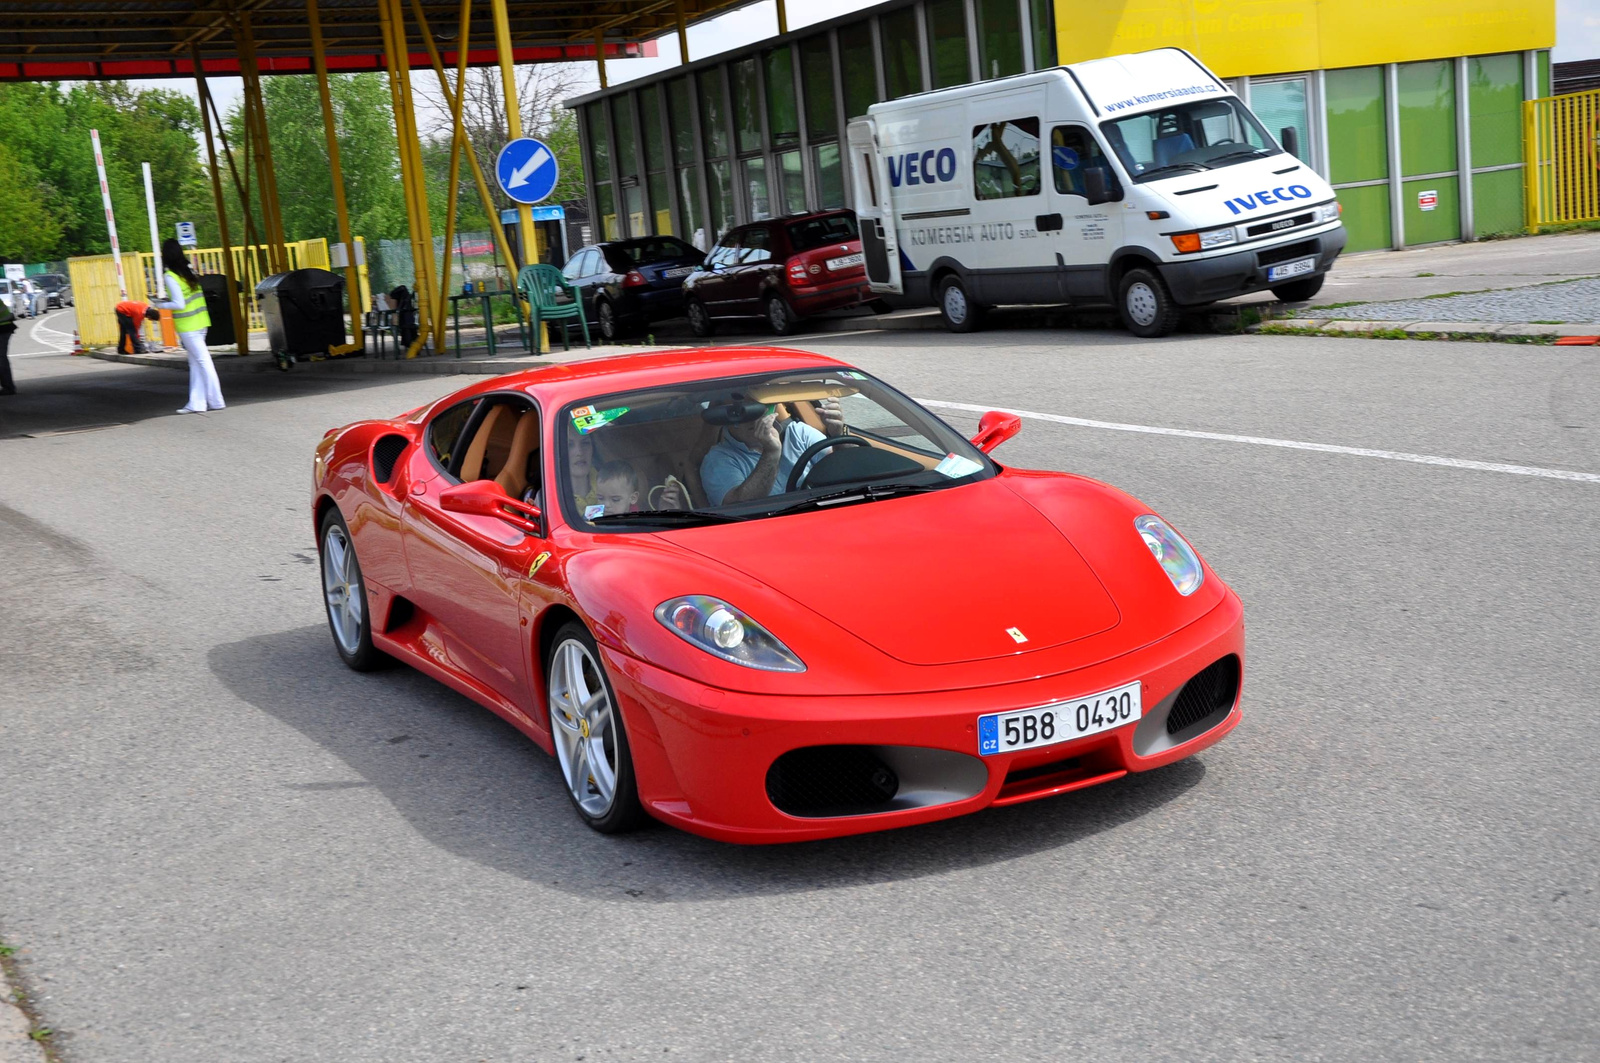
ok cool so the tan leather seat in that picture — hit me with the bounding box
[458,405,506,482]
[495,410,541,500]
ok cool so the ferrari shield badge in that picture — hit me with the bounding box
[1006,627,1028,644]
[527,551,551,578]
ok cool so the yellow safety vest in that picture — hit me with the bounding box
[167,271,211,333]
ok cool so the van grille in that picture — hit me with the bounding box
[1246,212,1313,238]
[1256,239,1319,268]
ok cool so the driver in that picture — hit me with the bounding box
[701,398,846,506]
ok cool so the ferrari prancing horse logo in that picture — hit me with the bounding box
[1006,627,1028,644]
[527,551,551,578]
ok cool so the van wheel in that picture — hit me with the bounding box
[765,294,798,335]
[1271,275,1325,302]
[686,298,714,338]
[937,275,984,333]
[1118,268,1181,338]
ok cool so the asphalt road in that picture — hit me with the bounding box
[1,327,1597,1062]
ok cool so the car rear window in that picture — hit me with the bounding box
[605,238,697,270]
[785,213,858,252]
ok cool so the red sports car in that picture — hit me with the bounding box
[312,348,1242,843]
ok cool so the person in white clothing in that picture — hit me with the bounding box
[149,238,225,414]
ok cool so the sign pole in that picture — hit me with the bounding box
[142,162,162,346]
[91,129,128,299]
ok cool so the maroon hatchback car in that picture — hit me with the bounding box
[682,210,873,336]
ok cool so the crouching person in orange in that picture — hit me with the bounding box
[114,300,162,355]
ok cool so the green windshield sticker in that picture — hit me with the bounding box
[572,405,629,434]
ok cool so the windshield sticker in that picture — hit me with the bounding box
[1102,84,1219,113]
[572,405,629,434]
[584,504,606,521]
[935,453,984,479]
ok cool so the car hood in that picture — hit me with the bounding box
[665,478,1121,666]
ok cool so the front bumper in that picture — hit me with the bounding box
[1161,224,1347,305]
[602,588,1244,843]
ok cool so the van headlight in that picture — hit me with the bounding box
[1199,227,1237,250]
[1316,201,1341,223]
[655,595,806,672]
[1134,515,1204,596]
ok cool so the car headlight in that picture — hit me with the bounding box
[1199,227,1238,250]
[654,595,806,672]
[1316,200,1341,223]
[1134,515,1203,596]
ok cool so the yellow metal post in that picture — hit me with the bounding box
[595,31,608,89]
[675,0,690,63]
[489,0,548,352]
[378,0,435,356]
[307,0,367,356]
[429,0,474,355]
[191,47,248,353]
[407,0,522,306]
[775,0,787,34]
[390,0,438,346]
[236,12,290,274]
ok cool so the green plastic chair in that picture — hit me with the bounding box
[516,263,591,352]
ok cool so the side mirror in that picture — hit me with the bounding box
[1084,166,1115,205]
[440,479,542,536]
[971,411,1022,454]
[1280,126,1300,159]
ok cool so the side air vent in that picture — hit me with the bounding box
[372,434,410,484]
[1166,655,1241,735]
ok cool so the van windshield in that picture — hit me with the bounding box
[1100,97,1280,181]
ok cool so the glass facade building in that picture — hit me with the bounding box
[569,0,1553,254]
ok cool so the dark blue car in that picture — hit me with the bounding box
[560,236,706,341]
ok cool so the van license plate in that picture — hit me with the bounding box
[1267,257,1315,282]
[977,681,1142,756]
[826,253,863,270]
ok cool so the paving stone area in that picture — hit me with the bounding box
[1313,276,1600,323]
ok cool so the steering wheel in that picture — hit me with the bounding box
[785,435,873,492]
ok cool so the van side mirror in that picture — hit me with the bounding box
[1084,166,1115,205]
[440,479,542,536]
[971,411,1022,453]
[1280,126,1300,158]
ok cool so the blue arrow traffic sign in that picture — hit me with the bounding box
[496,137,560,205]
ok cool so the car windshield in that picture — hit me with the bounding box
[1101,97,1279,180]
[557,366,992,530]
[35,275,63,290]
[786,213,858,252]
[605,237,700,269]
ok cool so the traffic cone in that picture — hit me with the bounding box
[71,329,90,356]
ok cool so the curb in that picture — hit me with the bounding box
[1246,319,1600,343]
[0,961,48,1063]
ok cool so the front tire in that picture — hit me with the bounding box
[1271,274,1325,302]
[765,293,798,335]
[937,274,984,333]
[320,509,383,671]
[1118,267,1181,337]
[685,297,715,338]
[546,622,647,834]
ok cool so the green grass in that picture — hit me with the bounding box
[1416,271,1436,277]
[1255,322,1554,345]
[0,935,63,1062]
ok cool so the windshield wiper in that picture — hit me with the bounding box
[1133,162,1209,181]
[590,508,746,526]
[769,481,940,516]
[1206,148,1272,166]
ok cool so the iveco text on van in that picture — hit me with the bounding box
[847,47,1347,336]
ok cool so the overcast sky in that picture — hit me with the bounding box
[133,0,1599,133]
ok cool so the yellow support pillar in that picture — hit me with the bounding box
[378,0,435,356]
[191,47,249,353]
[595,30,607,89]
[391,0,438,346]
[407,0,522,310]
[307,0,366,356]
[675,0,690,63]
[775,0,787,35]
[235,12,290,274]
[489,0,548,352]
[429,0,476,356]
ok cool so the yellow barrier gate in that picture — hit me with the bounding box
[67,238,371,349]
[1524,89,1600,230]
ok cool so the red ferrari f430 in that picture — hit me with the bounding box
[312,348,1242,843]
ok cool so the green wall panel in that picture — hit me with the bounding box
[1326,66,1386,184]
[1398,60,1456,177]
[1473,168,1525,237]
[1335,184,1391,252]
[1538,50,1551,96]
[1401,177,1459,244]
[1468,54,1523,168]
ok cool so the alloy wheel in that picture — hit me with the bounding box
[548,637,620,817]
[322,523,364,656]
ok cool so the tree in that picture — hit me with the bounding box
[0,143,65,261]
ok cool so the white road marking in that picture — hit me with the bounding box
[27,313,75,354]
[920,399,1600,486]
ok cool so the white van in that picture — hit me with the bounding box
[847,48,1346,337]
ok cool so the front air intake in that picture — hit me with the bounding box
[766,746,900,817]
[1166,655,1240,735]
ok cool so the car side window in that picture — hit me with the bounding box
[708,241,738,268]
[740,227,773,264]
[1051,125,1116,199]
[427,399,478,472]
[579,249,603,277]
[972,117,1041,200]
[562,251,589,281]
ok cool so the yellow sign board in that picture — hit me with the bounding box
[1055,0,1555,79]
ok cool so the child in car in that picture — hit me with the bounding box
[586,460,641,520]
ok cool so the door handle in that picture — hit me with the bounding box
[1035,213,1063,232]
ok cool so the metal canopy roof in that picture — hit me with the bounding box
[0,0,750,81]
